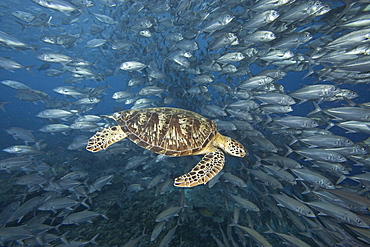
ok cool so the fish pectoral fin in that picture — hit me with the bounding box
[86,126,127,152]
[174,150,225,187]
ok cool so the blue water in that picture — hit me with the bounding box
[1,0,370,246]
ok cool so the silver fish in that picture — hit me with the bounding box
[263,165,296,185]
[39,124,70,133]
[279,1,324,23]
[8,196,49,223]
[275,116,319,129]
[37,109,75,119]
[38,197,81,213]
[1,80,31,90]
[254,0,292,11]
[12,11,35,22]
[235,224,272,247]
[298,134,354,148]
[254,92,295,105]
[262,155,302,168]
[0,157,32,172]
[222,172,247,187]
[295,148,347,163]
[261,105,293,114]
[15,173,47,186]
[53,86,85,97]
[86,39,107,48]
[0,57,32,72]
[138,86,165,96]
[3,145,41,155]
[32,0,77,15]
[37,52,72,63]
[243,31,276,43]
[0,226,33,244]
[271,193,315,217]
[208,33,238,50]
[155,206,182,222]
[61,171,88,181]
[337,121,370,134]
[291,167,335,189]
[273,32,312,49]
[239,76,274,90]
[323,106,370,121]
[5,127,36,144]
[0,31,31,50]
[306,201,369,228]
[289,84,341,103]
[242,10,279,29]
[201,12,234,33]
[119,61,147,71]
[62,210,107,225]
[249,169,283,189]
[151,221,166,242]
[229,194,260,212]
[217,52,245,64]
[326,28,370,49]
[70,121,100,130]
[265,226,311,247]
[92,13,117,24]
[88,175,114,193]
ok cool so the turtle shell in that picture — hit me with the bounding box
[113,107,217,156]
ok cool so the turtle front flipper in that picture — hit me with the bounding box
[86,126,127,152]
[174,150,225,187]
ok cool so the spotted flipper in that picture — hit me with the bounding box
[174,150,225,187]
[86,126,127,152]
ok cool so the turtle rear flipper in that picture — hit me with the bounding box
[174,150,225,187]
[86,126,127,152]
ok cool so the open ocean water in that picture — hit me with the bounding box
[1,0,370,246]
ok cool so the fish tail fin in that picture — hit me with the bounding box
[289,134,298,146]
[15,20,26,32]
[54,223,62,233]
[25,65,35,75]
[283,143,293,157]
[344,98,356,107]
[263,114,272,126]
[263,224,275,234]
[81,198,91,209]
[336,175,347,184]
[34,139,44,150]
[113,66,120,77]
[254,155,263,167]
[60,230,69,244]
[302,63,314,80]
[88,233,100,245]
[307,102,321,116]
[325,121,335,130]
[301,182,311,194]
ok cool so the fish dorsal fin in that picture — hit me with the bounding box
[174,149,225,187]
[86,126,127,152]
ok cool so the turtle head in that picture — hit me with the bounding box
[225,138,247,157]
[215,133,246,157]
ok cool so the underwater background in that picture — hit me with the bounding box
[1,0,370,246]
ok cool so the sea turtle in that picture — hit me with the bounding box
[86,107,246,187]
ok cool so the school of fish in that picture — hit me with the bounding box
[1,0,370,246]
